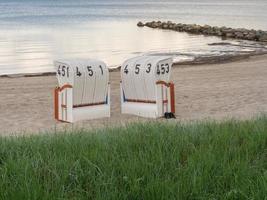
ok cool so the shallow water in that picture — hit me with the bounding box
[0,0,267,75]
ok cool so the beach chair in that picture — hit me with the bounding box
[120,55,175,118]
[54,59,110,123]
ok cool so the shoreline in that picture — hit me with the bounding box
[1,52,266,78]
[176,51,267,65]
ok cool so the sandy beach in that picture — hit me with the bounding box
[0,54,267,135]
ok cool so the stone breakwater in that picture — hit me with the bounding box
[137,21,267,42]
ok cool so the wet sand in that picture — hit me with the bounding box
[0,55,267,135]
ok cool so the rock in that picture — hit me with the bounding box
[150,21,160,28]
[202,25,213,35]
[137,21,144,27]
[259,33,267,42]
[173,24,181,31]
[245,33,256,40]
[226,33,234,38]
[234,32,244,39]
[168,24,174,29]
[203,25,211,29]
[216,31,222,36]
[190,24,201,33]
[162,23,168,29]
[178,24,185,31]
[156,21,162,27]
[145,22,151,27]
[178,23,185,31]
[182,24,190,31]
[255,31,262,41]
[221,28,231,34]
[220,26,227,31]
[212,26,220,32]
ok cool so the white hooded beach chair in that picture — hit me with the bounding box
[54,59,110,123]
[120,55,175,118]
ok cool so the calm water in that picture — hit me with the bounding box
[0,0,267,75]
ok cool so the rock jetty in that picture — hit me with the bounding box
[137,21,267,42]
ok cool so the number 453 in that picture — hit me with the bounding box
[157,64,169,75]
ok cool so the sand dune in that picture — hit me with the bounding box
[0,55,267,135]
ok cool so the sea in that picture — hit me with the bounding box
[0,0,267,75]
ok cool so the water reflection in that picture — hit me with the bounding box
[0,21,265,75]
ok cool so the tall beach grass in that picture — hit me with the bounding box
[0,116,266,199]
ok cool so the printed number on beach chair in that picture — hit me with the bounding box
[54,59,110,123]
[120,56,175,118]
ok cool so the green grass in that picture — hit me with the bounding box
[0,116,267,200]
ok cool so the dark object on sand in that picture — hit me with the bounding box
[164,112,176,119]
